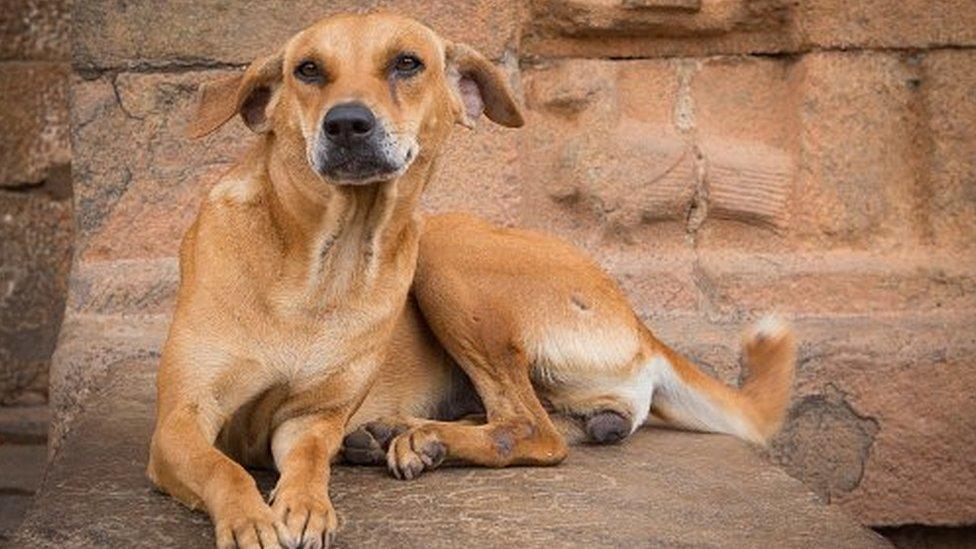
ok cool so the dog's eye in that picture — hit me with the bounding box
[294,61,323,83]
[392,54,424,76]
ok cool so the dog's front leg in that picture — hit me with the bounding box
[269,408,347,549]
[149,403,287,549]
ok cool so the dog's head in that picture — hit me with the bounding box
[187,12,523,186]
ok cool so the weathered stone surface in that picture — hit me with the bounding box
[46,315,167,453]
[0,63,71,187]
[691,251,976,319]
[43,308,976,530]
[66,258,180,317]
[0,192,72,404]
[422,121,524,227]
[773,386,880,503]
[0,494,34,545]
[0,443,47,494]
[0,0,72,409]
[517,50,975,258]
[14,356,887,548]
[790,52,920,248]
[0,0,71,61]
[795,0,976,51]
[653,314,976,526]
[73,0,521,71]
[524,1,976,58]
[71,69,249,261]
[39,0,976,533]
[0,418,48,542]
[0,404,50,444]
[806,318,976,526]
[518,58,695,255]
[524,0,795,58]
[921,49,976,251]
[690,57,797,239]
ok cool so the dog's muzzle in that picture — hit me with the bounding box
[312,102,414,185]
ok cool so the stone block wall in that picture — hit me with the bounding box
[7,0,975,530]
[0,0,73,405]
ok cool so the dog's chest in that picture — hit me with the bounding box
[226,201,419,381]
[257,285,404,380]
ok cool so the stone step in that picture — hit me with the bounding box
[14,358,888,547]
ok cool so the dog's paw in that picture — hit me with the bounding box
[386,429,447,481]
[271,487,337,549]
[342,421,406,465]
[214,497,287,549]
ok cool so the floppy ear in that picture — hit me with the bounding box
[446,42,524,129]
[185,52,284,139]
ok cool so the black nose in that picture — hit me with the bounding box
[323,103,376,143]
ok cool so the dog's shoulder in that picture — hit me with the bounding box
[207,171,263,207]
[196,170,270,235]
[184,170,273,269]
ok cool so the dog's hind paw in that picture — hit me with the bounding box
[341,421,404,465]
[387,429,446,481]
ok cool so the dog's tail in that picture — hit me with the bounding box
[646,315,795,444]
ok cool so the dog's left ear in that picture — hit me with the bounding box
[185,52,284,139]
[446,42,524,129]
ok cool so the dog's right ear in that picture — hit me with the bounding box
[185,52,284,139]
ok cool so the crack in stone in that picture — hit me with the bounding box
[109,74,146,122]
[75,59,248,79]
[527,43,976,63]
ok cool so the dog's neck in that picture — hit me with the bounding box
[258,133,433,299]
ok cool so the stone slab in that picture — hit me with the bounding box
[14,357,887,548]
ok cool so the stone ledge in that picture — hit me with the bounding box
[15,357,887,547]
[41,310,976,526]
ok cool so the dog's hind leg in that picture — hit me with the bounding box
[381,335,569,480]
[342,415,485,466]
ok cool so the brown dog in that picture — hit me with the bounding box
[342,213,796,480]
[147,13,522,549]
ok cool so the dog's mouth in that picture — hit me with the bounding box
[312,132,418,186]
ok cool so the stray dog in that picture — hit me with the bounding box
[147,13,523,549]
[343,213,796,480]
